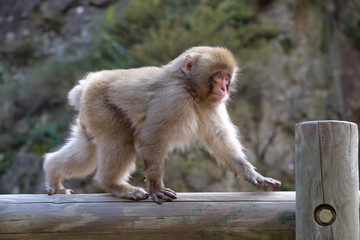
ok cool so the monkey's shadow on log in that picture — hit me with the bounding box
[63,174,102,193]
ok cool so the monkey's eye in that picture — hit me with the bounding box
[225,75,230,83]
[215,72,222,79]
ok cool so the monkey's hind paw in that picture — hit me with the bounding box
[114,187,149,201]
[150,188,177,205]
[47,187,73,195]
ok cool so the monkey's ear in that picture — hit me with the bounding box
[181,55,193,75]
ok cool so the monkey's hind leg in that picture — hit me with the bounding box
[43,122,97,195]
[95,137,149,201]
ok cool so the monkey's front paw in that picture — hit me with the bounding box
[245,174,281,187]
[150,188,177,204]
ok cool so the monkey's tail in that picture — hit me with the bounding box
[68,80,86,111]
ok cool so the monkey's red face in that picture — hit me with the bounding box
[209,71,231,101]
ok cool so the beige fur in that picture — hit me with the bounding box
[43,46,281,204]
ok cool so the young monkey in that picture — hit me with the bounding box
[43,46,281,204]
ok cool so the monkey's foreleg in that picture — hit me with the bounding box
[203,124,281,187]
[141,147,177,204]
[221,151,281,187]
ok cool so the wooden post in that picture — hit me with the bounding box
[295,120,359,239]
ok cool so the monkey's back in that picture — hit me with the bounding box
[78,67,198,145]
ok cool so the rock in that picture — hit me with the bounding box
[0,152,43,194]
[49,0,75,13]
[0,0,41,18]
[90,0,114,6]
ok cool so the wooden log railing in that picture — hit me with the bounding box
[0,192,296,240]
[0,120,358,240]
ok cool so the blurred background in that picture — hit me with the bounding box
[0,0,359,194]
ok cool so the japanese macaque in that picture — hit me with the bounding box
[43,46,281,204]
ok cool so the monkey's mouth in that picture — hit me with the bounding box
[209,83,227,101]
[210,91,226,101]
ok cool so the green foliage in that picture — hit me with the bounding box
[0,112,69,174]
[43,16,63,34]
[279,34,296,54]
[343,24,360,50]
[94,0,278,66]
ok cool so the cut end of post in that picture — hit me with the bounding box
[296,120,358,128]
